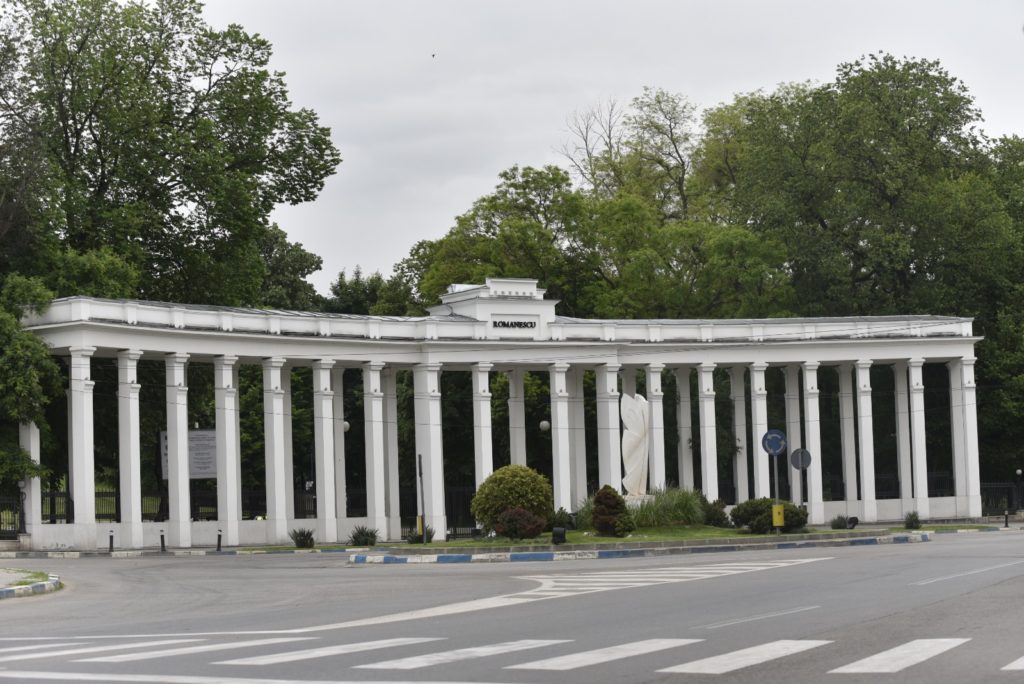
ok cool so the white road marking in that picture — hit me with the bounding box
[355,639,569,670]
[78,637,316,663]
[0,643,78,654]
[0,639,200,663]
[5,558,833,641]
[1000,652,1024,670]
[829,638,970,673]
[912,560,1024,585]
[507,638,702,670]
[699,605,821,629]
[0,672,516,684]
[659,639,832,674]
[216,637,444,666]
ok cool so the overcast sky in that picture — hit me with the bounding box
[201,0,1024,295]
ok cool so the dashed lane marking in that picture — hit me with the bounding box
[506,638,702,670]
[354,639,569,670]
[658,639,833,674]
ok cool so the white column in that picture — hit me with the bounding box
[214,355,241,547]
[569,367,587,508]
[838,363,858,515]
[232,364,242,522]
[312,360,338,544]
[729,366,749,503]
[596,363,622,492]
[908,358,929,518]
[674,367,695,490]
[955,357,981,517]
[363,362,387,534]
[646,364,667,492]
[281,367,295,521]
[331,367,347,521]
[856,360,878,522]
[894,361,914,514]
[165,352,191,548]
[116,350,144,549]
[262,357,288,543]
[549,362,572,512]
[507,369,527,466]
[803,362,825,524]
[413,363,446,533]
[471,363,494,489]
[750,362,771,499]
[68,346,96,549]
[382,367,401,541]
[784,364,803,505]
[18,422,42,543]
[698,362,718,502]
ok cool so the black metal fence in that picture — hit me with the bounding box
[0,494,23,540]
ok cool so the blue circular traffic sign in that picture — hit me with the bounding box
[761,429,787,457]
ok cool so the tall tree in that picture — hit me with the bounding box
[0,0,340,306]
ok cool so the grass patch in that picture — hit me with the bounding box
[3,569,49,587]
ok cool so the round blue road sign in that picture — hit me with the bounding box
[761,429,787,456]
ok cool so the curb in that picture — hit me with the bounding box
[350,533,931,564]
[0,574,62,600]
[0,547,367,560]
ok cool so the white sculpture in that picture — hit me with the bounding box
[620,393,650,497]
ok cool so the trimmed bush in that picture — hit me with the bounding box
[494,507,546,541]
[730,498,808,534]
[632,488,706,527]
[471,465,554,532]
[288,528,315,548]
[551,507,575,530]
[904,510,921,529]
[349,525,379,546]
[830,514,849,530]
[405,525,435,544]
[592,485,635,537]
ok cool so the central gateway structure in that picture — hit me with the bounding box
[19,278,981,550]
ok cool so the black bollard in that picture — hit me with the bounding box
[108,530,114,553]
[160,530,166,553]
[1006,510,1010,529]
[216,529,222,553]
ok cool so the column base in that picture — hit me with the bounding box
[387,517,403,542]
[425,514,448,539]
[266,518,289,545]
[73,522,98,550]
[861,500,878,523]
[914,498,931,520]
[167,519,191,548]
[217,519,240,547]
[807,502,825,526]
[316,517,338,545]
[124,521,145,549]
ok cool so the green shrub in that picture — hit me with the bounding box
[349,525,379,546]
[494,507,546,540]
[551,507,575,530]
[699,493,732,528]
[631,488,706,527]
[830,514,849,530]
[592,485,635,537]
[904,511,921,529]
[288,528,315,548]
[471,465,554,532]
[405,525,435,544]
[730,498,807,534]
[575,495,595,530]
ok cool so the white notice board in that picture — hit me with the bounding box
[160,430,218,479]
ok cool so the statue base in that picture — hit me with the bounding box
[624,494,654,509]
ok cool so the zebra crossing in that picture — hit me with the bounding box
[0,632,1017,679]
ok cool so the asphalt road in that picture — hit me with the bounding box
[2,532,1024,683]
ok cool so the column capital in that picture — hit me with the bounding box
[165,351,189,366]
[364,360,386,372]
[699,362,716,372]
[646,362,666,373]
[803,361,820,372]
[474,362,494,372]
[602,363,621,373]
[750,361,768,372]
[117,349,144,363]
[262,356,287,370]
[416,362,443,373]
[908,357,925,369]
[68,345,96,358]
[312,359,336,372]
[855,359,873,370]
[550,362,571,374]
